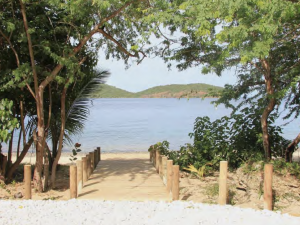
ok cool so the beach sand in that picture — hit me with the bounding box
[2,151,299,217]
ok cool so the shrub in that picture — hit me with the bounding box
[149,106,290,174]
[190,107,288,169]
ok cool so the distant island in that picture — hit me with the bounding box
[90,83,223,98]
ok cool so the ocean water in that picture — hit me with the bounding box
[2,98,300,153]
[64,98,300,153]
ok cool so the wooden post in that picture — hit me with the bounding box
[24,165,31,199]
[82,157,88,183]
[70,165,77,199]
[97,147,101,161]
[167,160,173,193]
[264,164,273,210]
[172,165,179,200]
[76,160,83,192]
[96,147,99,162]
[94,149,97,168]
[89,152,94,173]
[86,154,90,178]
[152,150,156,167]
[218,161,228,205]
[162,156,167,184]
[150,150,152,162]
[159,155,163,178]
[155,150,159,173]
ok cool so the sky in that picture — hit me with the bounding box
[97,52,238,93]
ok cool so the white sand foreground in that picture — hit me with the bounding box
[0,200,299,225]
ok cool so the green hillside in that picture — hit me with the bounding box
[90,83,222,98]
[91,84,134,98]
[135,83,222,98]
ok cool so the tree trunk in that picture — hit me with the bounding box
[51,87,67,189]
[33,88,46,192]
[6,137,34,182]
[19,0,136,192]
[285,132,300,162]
[43,142,50,191]
[260,59,276,162]
[16,129,22,158]
[20,0,44,192]
[20,100,26,147]
[6,129,14,172]
[260,100,276,161]
[51,127,58,160]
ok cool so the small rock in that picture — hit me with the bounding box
[14,192,23,198]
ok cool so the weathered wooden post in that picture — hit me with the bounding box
[155,150,160,173]
[167,160,173,193]
[94,149,98,168]
[172,165,179,200]
[82,156,88,183]
[70,165,77,199]
[162,156,168,185]
[159,155,163,178]
[86,154,90,178]
[24,165,31,199]
[97,147,101,161]
[76,160,83,192]
[150,150,152,162]
[218,161,228,205]
[152,150,156,167]
[89,152,94,173]
[264,164,273,210]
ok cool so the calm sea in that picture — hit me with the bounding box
[3,98,300,153]
[65,98,300,153]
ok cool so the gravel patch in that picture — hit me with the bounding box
[0,200,299,225]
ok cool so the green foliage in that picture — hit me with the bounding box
[148,141,170,155]
[150,105,288,173]
[190,108,287,169]
[0,99,19,145]
[145,0,300,160]
[272,159,300,179]
[183,163,213,178]
[91,83,223,98]
[0,181,11,195]
[135,83,223,98]
[149,140,213,170]
[205,183,219,197]
[48,69,109,160]
[241,161,264,174]
[91,84,135,98]
[69,143,82,163]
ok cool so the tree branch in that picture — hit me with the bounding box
[20,0,38,97]
[42,0,140,89]
[26,83,37,101]
[0,29,20,67]
[100,0,141,25]
[98,28,137,57]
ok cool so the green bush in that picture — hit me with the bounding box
[189,107,288,169]
[272,159,300,178]
[149,106,289,172]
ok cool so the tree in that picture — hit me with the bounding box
[146,0,300,161]
[49,69,109,189]
[1,0,159,191]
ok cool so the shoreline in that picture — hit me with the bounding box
[8,148,300,165]
[10,151,150,165]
